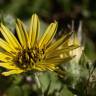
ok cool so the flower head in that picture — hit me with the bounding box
[0,14,78,76]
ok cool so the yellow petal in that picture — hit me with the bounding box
[0,52,12,62]
[31,63,54,71]
[46,45,79,58]
[0,38,14,52]
[32,65,45,71]
[29,14,40,48]
[0,62,18,70]
[16,19,28,48]
[45,32,72,53]
[45,56,73,64]
[0,24,21,50]
[73,32,80,46]
[2,69,24,76]
[39,21,57,49]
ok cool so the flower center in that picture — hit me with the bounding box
[14,48,45,70]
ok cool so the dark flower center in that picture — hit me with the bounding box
[14,48,45,70]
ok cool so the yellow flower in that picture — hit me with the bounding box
[0,14,78,76]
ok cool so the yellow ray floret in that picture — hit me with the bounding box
[0,14,79,76]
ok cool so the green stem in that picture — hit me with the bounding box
[34,73,44,96]
[34,73,41,89]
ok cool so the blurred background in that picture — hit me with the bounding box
[0,0,96,96]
